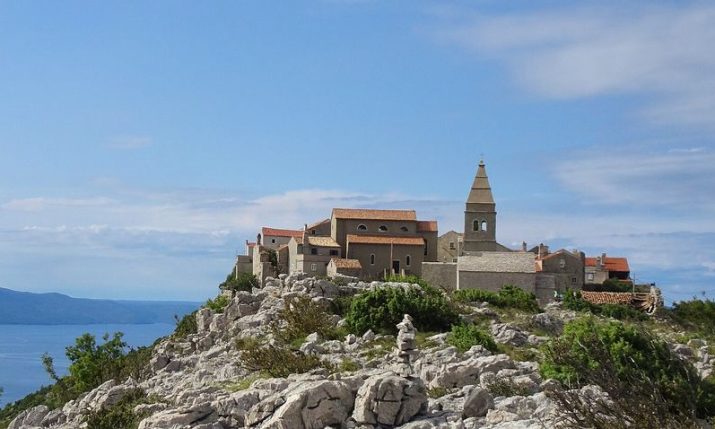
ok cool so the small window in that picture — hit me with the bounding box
[329,249,338,256]
[310,263,317,272]
[311,248,317,255]
[311,229,316,235]
[452,258,458,263]
[424,243,428,256]
[449,241,455,250]
[357,224,367,231]
[297,244,303,254]
[559,259,566,269]
[571,277,577,284]
[587,273,594,281]
[271,238,276,244]
[481,221,488,232]
[379,225,388,232]
[400,226,408,232]
[473,220,479,231]
[406,255,411,267]
[370,254,375,265]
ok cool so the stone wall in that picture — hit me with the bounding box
[421,262,458,291]
[458,271,535,293]
[535,273,556,306]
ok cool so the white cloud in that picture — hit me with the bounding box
[549,147,715,209]
[108,136,153,149]
[435,3,715,128]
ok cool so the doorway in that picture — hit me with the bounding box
[392,260,400,274]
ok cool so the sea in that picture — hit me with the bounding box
[0,323,175,407]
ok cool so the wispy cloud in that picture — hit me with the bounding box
[434,3,715,128]
[108,136,153,150]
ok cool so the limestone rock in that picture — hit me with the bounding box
[138,402,215,429]
[462,387,494,418]
[8,405,49,429]
[530,312,563,335]
[352,373,427,427]
[491,323,529,347]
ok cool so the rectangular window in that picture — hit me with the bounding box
[449,242,455,250]
[587,273,594,281]
[571,277,577,284]
[452,258,458,263]
[311,248,317,255]
[329,249,338,256]
[311,263,317,272]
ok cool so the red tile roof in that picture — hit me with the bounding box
[346,234,424,246]
[585,256,630,272]
[332,208,417,221]
[331,258,362,269]
[416,220,438,232]
[581,291,635,305]
[307,218,330,229]
[261,227,303,238]
[307,236,341,248]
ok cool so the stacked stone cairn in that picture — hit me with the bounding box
[395,314,419,377]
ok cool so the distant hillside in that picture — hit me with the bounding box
[0,287,200,325]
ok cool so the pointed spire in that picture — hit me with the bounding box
[467,159,495,204]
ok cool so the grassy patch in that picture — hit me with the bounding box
[453,286,540,313]
[446,324,498,353]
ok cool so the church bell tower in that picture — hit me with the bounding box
[463,159,497,253]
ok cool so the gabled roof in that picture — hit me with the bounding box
[581,291,634,305]
[332,208,417,221]
[307,218,330,229]
[467,160,495,205]
[585,256,630,272]
[331,258,362,269]
[346,234,425,246]
[540,249,581,262]
[262,227,303,238]
[307,236,341,248]
[416,220,438,232]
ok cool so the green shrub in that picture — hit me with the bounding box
[447,324,498,353]
[338,358,361,372]
[271,296,343,345]
[85,388,147,429]
[345,286,459,335]
[205,294,230,313]
[671,299,715,336]
[65,333,128,393]
[541,316,712,422]
[563,290,646,321]
[600,278,633,292]
[486,377,534,397]
[219,271,258,293]
[172,311,198,339]
[238,342,330,378]
[453,285,540,313]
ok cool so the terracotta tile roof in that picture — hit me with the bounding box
[332,208,417,221]
[346,234,425,246]
[331,258,362,269]
[417,220,438,232]
[307,236,340,248]
[262,227,303,238]
[585,256,630,272]
[581,291,634,305]
[293,237,304,245]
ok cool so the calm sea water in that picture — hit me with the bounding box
[0,323,174,407]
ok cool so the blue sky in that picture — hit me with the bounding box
[1,1,713,302]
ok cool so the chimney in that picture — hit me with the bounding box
[522,241,527,252]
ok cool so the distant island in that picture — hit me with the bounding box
[0,287,200,325]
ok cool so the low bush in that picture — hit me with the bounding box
[238,341,330,378]
[172,311,198,339]
[670,298,715,336]
[85,388,147,429]
[541,316,714,425]
[446,324,498,353]
[205,295,230,313]
[219,271,258,293]
[562,290,646,321]
[486,378,534,397]
[344,285,459,335]
[453,285,540,313]
[270,296,343,345]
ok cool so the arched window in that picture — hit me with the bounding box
[406,255,411,267]
[370,254,375,265]
[357,224,367,231]
[481,221,488,232]
[400,226,408,232]
[473,219,479,231]
[379,225,388,232]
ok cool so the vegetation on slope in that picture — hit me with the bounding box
[452,285,540,313]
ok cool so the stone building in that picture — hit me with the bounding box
[287,233,342,277]
[532,245,585,301]
[260,227,303,250]
[327,258,362,278]
[585,253,630,285]
[437,230,463,263]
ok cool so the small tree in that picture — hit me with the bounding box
[65,333,127,392]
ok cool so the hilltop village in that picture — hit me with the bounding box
[234,160,657,308]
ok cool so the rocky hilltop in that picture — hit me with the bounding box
[7,275,715,429]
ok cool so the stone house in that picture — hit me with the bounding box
[260,227,303,250]
[437,230,463,263]
[585,253,630,285]
[327,258,362,278]
[288,233,342,277]
[533,246,585,301]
